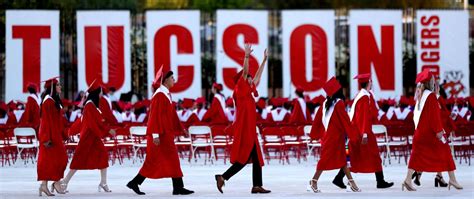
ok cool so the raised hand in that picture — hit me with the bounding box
[244,43,253,56]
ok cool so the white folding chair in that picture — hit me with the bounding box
[129,126,147,163]
[188,126,214,164]
[13,127,39,164]
[372,124,391,165]
[302,125,321,159]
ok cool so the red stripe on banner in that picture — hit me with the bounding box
[154,25,194,93]
[358,25,395,90]
[12,25,51,92]
[222,24,260,90]
[290,24,328,92]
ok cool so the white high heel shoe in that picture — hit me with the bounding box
[307,179,321,193]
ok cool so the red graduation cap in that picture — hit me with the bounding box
[312,95,326,106]
[226,98,234,107]
[152,65,164,89]
[272,98,284,107]
[257,98,266,109]
[142,99,151,107]
[87,79,101,93]
[182,98,195,109]
[353,73,371,83]
[43,76,59,89]
[415,69,433,84]
[0,102,7,112]
[27,82,38,92]
[387,99,396,106]
[295,87,304,94]
[377,99,385,108]
[196,97,206,105]
[399,96,409,106]
[323,77,341,97]
[124,102,133,111]
[7,100,17,111]
[133,101,145,110]
[213,83,223,91]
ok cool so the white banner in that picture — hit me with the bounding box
[146,10,201,100]
[282,10,335,99]
[349,10,403,99]
[77,11,131,94]
[216,10,268,97]
[417,10,469,97]
[5,10,59,101]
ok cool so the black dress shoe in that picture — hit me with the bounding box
[412,172,421,186]
[127,181,145,195]
[377,181,394,189]
[215,175,225,193]
[251,186,271,194]
[172,187,194,195]
[332,178,347,189]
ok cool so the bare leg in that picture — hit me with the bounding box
[402,168,417,191]
[404,169,415,185]
[342,166,360,192]
[308,170,323,192]
[63,169,77,185]
[447,170,463,189]
[100,169,107,185]
[39,181,54,196]
[312,170,323,181]
[99,169,112,192]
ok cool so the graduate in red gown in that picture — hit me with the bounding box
[19,83,41,130]
[202,83,229,125]
[215,44,270,194]
[289,87,311,125]
[411,76,454,187]
[347,73,393,189]
[62,80,116,193]
[99,87,119,127]
[308,77,361,193]
[37,77,68,196]
[403,70,462,191]
[127,69,194,196]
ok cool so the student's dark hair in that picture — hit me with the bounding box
[86,87,102,108]
[360,82,369,89]
[325,89,345,112]
[41,83,63,111]
[27,87,37,94]
[295,90,304,98]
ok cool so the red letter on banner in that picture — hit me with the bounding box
[358,26,395,90]
[12,26,51,92]
[222,24,260,89]
[84,26,125,89]
[154,25,194,93]
[290,24,328,91]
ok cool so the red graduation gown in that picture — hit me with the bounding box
[438,97,456,134]
[70,102,110,170]
[310,100,359,171]
[229,77,264,166]
[408,92,455,172]
[349,95,383,173]
[289,98,310,124]
[139,90,184,179]
[99,96,118,126]
[37,97,68,181]
[19,95,40,129]
[201,95,229,125]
